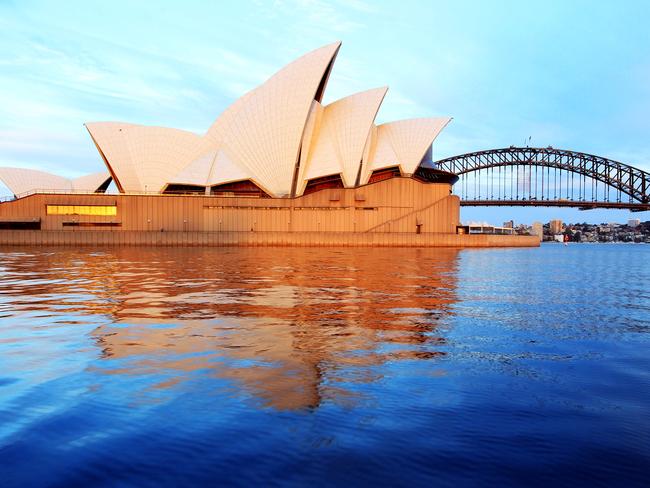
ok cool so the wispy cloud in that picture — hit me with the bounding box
[259,0,369,33]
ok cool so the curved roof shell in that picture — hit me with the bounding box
[296,87,388,195]
[171,148,253,189]
[0,167,110,196]
[197,41,342,197]
[360,117,452,184]
[82,41,451,197]
[85,123,209,193]
[71,172,113,193]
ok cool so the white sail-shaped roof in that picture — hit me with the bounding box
[170,148,254,189]
[84,41,452,197]
[360,117,452,184]
[166,151,214,187]
[86,123,210,192]
[86,122,139,192]
[359,124,378,185]
[193,41,342,197]
[206,150,253,187]
[295,100,325,192]
[123,126,204,192]
[0,167,110,197]
[296,87,387,195]
[0,167,71,195]
[71,172,112,192]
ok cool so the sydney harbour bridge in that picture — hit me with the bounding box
[434,147,650,212]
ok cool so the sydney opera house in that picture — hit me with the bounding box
[0,42,536,247]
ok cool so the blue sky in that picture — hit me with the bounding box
[1,0,649,224]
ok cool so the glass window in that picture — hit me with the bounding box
[46,205,117,216]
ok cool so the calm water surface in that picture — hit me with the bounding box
[0,244,648,487]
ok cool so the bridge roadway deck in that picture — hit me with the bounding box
[460,199,650,212]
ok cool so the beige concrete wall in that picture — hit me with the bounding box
[0,230,539,248]
[0,177,540,247]
[0,177,458,234]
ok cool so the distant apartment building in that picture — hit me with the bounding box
[549,219,563,235]
[598,224,612,233]
[503,220,514,228]
[531,222,543,241]
[628,219,641,227]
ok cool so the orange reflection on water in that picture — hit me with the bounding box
[0,247,459,409]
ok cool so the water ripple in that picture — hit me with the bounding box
[0,245,648,486]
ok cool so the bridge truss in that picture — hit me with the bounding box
[434,147,650,212]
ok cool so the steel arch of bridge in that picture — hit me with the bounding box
[434,147,650,211]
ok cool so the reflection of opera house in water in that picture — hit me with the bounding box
[3,248,460,410]
[0,42,537,247]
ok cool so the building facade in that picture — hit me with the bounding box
[531,222,544,241]
[549,219,563,235]
[0,42,538,248]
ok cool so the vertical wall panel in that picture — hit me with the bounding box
[0,177,531,247]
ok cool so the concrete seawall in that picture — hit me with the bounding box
[0,230,540,248]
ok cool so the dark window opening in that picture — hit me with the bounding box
[62,222,122,227]
[210,180,270,198]
[303,174,344,195]
[413,167,460,186]
[368,166,401,184]
[163,184,206,195]
[95,177,113,193]
[0,220,41,230]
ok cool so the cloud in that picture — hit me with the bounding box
[255,0,368,33]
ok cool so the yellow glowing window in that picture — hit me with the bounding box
[46,205,117,216]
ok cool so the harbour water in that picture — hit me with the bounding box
[0,244,648,487]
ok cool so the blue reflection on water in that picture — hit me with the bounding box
[0,245,648,487]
